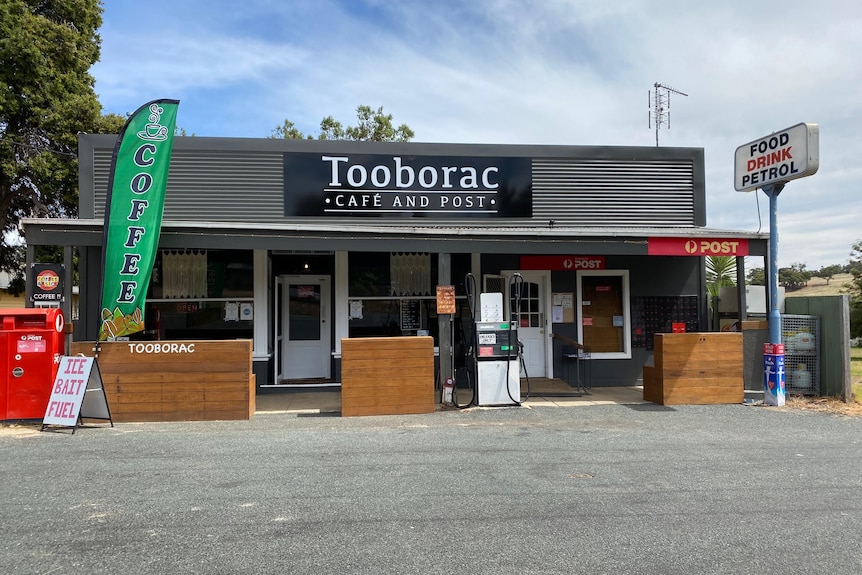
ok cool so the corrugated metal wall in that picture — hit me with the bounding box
[532,159,695,226]
[94,149,285,222]
[92,150,697,227]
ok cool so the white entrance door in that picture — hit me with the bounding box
[508,271,550,378]
[277,275,331,381]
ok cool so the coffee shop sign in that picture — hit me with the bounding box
[734,122,819,192]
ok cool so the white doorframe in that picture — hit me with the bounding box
[273,275,285,383]
[504,269,552,378]
[277,275,331,380]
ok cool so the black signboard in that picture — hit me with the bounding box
[31,263,64,302]
[284,153,532,218]
[401,300,421,331]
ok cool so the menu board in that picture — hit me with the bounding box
[401,300,421,330]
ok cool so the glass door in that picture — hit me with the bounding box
[279,275,331,381]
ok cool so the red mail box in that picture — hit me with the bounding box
[1,308,66,420]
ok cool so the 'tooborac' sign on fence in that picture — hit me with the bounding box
[734,122,819,192]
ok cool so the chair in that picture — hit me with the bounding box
[577,346,592,393]
[554,332,591,394]
[562,345,580,388]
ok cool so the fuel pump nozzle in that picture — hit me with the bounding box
[452,273,478,409]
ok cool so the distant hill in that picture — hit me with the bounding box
[785,273,854,298]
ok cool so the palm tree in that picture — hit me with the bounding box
[706,256,736,297]
[706,256,737,330]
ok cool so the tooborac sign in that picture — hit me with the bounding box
[283,153,532,217]
[734,123,819,192]
[648,237,750,257]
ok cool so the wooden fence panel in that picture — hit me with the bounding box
[70,340,255,422]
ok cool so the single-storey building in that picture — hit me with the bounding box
[22,135,768,394]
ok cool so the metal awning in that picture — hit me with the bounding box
[21,217,769,256]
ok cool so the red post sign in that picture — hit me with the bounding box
[647,237,749,257]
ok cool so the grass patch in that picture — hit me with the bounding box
[849,347,861,404]
[777,347,862,414]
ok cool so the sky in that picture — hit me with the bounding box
[91,0,862,271]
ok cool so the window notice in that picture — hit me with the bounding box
[436,285,456,315]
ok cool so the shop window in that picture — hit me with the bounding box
[150,249,253,299]
[133,249,254,341]
[577,270,631,359]
[347,252,472,344]
[390,252,431,296]
[348,252,391,297]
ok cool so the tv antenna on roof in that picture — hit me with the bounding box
[649,82,688,146]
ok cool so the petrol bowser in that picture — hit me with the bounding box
[453,274,528,409]
[475,320,520,406]
[1,308,65,420]
[474,291,521,406]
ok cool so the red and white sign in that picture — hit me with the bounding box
[17,339,47,353]
[734,122,819,192]
[764,343,785,355]
[520,255,605,271]
[648,237,749,257]
[43,357,95,427]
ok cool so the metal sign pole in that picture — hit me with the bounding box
[734,122,817,408]
[762,182,786,406]
[762,182,785,344]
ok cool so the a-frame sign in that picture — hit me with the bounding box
[41,356,113,434]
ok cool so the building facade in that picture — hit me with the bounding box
[22,136,768,389]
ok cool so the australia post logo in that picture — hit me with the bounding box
[283,152,532,218]
[648,237,749,257]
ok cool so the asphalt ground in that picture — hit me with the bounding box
[2,403,861,575]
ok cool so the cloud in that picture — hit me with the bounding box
[93,34,307,98]
[92,0,862,268]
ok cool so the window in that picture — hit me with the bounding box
[131,249,255,341]
[577,270,631,359]
[346,252,472,343]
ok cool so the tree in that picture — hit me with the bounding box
[779,262,812,291]
[813,264,843,285]
[1,0,111,277]
[272,105,415,142]
[747,266,765,286]
[849,240,862,338]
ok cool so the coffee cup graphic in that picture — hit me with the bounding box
[139,123,168,140]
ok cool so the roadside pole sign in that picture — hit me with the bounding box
[41,356,113,433]
[734,122,819,407]
[734,122,819,192]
